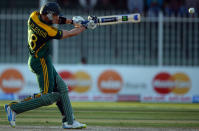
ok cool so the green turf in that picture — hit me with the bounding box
[0,101,199,128]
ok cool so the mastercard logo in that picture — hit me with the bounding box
[0,69,24,94]
[152,72,191,95]
[59,71,91,93]
[98,70,123,94]
[59,71,75,92]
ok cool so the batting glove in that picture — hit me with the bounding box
[72,16,85,25]
[81,20,97,30]
[87,20,97,30]
[88,16,98,23]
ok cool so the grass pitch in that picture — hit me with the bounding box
[0,101,199,128]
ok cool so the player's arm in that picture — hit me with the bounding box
[61,26,86,39]
[58,16,87,26]
[61,18,97,39]
[54,15,97,39]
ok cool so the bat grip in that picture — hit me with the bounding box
[81,19,98,25]
[81,20,89,25]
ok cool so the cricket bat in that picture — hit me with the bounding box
[83,13,141,26]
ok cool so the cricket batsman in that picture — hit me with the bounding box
[4,2,97,129]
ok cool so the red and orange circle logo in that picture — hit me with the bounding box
[73,71,91,93]
[152,72,191,95]
[98,70,123,94]
[59,70,91,93]
[0,69,24,94]
[59,71,75,92]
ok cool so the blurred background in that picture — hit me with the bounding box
[0,0,199,103]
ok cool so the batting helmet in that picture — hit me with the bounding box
[40,2,61,15]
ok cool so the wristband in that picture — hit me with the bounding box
[71,20,74,24]
[58,16,67,24]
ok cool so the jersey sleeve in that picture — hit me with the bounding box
[47,26,63,39]
[29,11,63,39]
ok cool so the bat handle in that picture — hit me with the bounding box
[81,20,89,25]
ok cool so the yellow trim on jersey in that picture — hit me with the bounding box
[30,11,58,37]
[40,58,49,94]
[40,58,46,93]
[43,58,49,94]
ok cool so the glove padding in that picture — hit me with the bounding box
[82,20,97,30]
[88,16,98,22]
[72,16,85,25]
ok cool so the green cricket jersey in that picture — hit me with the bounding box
[28,11,63,58]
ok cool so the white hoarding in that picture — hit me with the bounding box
[0,64,198,103]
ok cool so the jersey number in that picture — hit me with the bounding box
[28,33,38,50]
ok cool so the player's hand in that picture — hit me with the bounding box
[87,20,97,30]
[82,20,97,30]
[72,16,85,25]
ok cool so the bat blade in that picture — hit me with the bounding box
[97,13,141,26]
[81,13,141,27]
